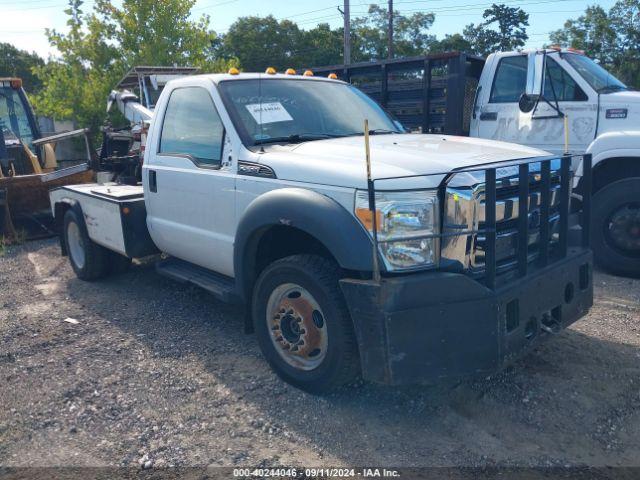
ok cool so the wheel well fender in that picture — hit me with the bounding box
[234,188,374,302]
[590,156,640,193]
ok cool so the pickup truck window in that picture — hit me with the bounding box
[218,78,402,146]
[159,87,224,166]
[489,56,527,103]
[543,58,587,101]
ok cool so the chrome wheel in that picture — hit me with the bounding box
[265,283,328,371]
[66,220,86,270]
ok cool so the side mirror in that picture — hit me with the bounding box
[525,52,545,97]
[518,93,539,113]
[520,51,546,114]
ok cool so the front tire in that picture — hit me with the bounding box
[591,178,640,277]
[63,209,110,280]
[252,255,360,394]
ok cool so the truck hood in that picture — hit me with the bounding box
[602,90,640,105]
[258,134,549,189]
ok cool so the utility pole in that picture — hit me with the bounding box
[388,0,394,59]
[343,0,351,65]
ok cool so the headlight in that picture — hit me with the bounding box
[355,190,439,271]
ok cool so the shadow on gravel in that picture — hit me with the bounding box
[65,260,640,466]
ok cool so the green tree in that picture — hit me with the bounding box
[549,6,617,66]
[429,34,472,54]
[300,24,344,67]
[463,3,529,56]
[0,43,45,93]
[351,4,435,61]
[33,0,235,138]
[216,15,304,72]
[609,0,640,86]
[549,1,640,88]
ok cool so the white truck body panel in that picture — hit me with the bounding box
[49,184,144,256]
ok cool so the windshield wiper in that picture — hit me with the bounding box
[254,133,343,145]
[597,85,628,94]
[341,128,404,137]
[369,128,399,135]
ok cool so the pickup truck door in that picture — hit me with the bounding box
[144,82,236,277]
[474,53,597,155]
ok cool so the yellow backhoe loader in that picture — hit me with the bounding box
[0,77,93,241]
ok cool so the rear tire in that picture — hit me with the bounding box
[591,178,640,277]
[252,254,360,394]
[63,209,110,280]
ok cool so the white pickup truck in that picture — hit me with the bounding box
[50,71,593,393]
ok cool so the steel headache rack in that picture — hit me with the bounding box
[366,153,593,289]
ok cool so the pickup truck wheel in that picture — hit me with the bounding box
[63,209,110,281]
[252,255,360,394]
[592,179,640,277]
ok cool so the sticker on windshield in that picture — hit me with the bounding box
[245,102,293,124]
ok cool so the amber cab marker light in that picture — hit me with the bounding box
[303,70,314,76]
[285,68,296,75]
[228,67,240,75]
[328,73,338,79]
[265,67,277,74]
[10,78,22,89]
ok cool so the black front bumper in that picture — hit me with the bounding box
[339,248,593,385]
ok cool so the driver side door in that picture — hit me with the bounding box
[145,83,236,277]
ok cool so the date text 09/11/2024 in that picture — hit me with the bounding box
[232,468,401,477]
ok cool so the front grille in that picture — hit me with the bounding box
[367,153,592,290]
[441,159,568,278]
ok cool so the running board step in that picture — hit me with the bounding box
[156,258,238,303]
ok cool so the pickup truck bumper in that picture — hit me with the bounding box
[339,248,593,385]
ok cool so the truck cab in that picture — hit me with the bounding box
[51,70,594,393]
[472,49,640,276]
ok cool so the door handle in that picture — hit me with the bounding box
[479,111,498,121]
[149,170,157,192]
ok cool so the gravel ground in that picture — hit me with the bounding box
[1,238,639,469]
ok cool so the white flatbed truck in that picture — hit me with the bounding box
[50,70,594,393]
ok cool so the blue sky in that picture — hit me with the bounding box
[1,0,615,59]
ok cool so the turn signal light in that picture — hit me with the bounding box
[265,67,277,74]
[355,208,382,232]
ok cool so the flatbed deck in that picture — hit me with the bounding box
[50,183,156,258]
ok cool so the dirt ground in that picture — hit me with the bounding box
[1,238,639,469]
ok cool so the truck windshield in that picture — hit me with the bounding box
[218,78,404,146]
[563,53,627,93]
[0,87,36,152]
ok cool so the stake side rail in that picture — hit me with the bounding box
[367,153,592,290]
